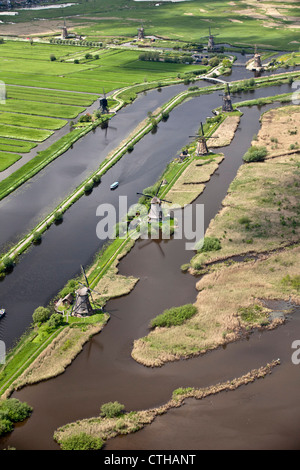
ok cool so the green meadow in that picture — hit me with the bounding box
[1,0,298,51]
[0,151,22,171]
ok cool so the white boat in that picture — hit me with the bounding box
[110,181,119,190]
[0,309,5,319]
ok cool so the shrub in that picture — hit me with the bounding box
[54,211,63,222]
[196,237,221,253]
[59,279,77,298]
[50,54,56,61]
[92,174,101,185]
[0,419,13,436]
[1,257,14,272]
[47,313,64,329]
[0,399,32,423]
[32,306,51,324]
[32,232,42,244]
[243,146,267,163]
[60,432,103,450]
[150,304,198,328]
[100,401,125,418]
[84,181,94,193]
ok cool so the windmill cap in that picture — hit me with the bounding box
[76,287,90,296]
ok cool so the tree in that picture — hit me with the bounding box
[243,146,267,163]
[47,313,64,329]
[50,54,56,61]
[100,401,125,418]
[32,306,51,324]
[0,399,32,423]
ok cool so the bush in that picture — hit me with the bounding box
[150,304,197,328]
[54,211,63,222]
[243,146,267,163]
[0,399,32,423]
[47,313,64,329]
[100,401,125,418]
[32,306,51,324]
[0,419,13,436]
[50,54,56,61]
[59,279,77,298]
[1,257,14,272]
[60,432,103,450]
[84,181,94,193]
[196,237,221,253]
[92,174,101,185]
[32,231,42,244]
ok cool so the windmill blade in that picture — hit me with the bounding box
[81,265,90,288]
[80,265,95,304]
[160,198,172,204]
[200,122,205,136]
[136,192,153,199]
[155,180,164,197]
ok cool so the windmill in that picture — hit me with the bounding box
[137,23,145,40]
[253,44,262,69]
[220,83,233,112]
[61,19,68,40]
[99,88,109,114]
[189,122,218,155]
[71,266,101,317]
[201,27,219,52]
[136,180,172,222]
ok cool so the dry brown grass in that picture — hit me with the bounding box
[254,106,300,158]
[165,155,224,207]
[190,107,300,267]
[54,359,279,447]
[209,115,241,148]
[131,247,300,367]
[8,317,108,393]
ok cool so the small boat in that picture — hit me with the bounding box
[0,309,5,319]
[110,181,119,190]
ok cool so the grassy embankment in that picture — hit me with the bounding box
[131,105,300,367]
[53,360,280,450]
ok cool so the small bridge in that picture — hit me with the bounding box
[202,76,227,85]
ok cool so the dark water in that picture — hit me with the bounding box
[0,83,291,350]
[106,310,300,451]
[0,98,291,450]
[0,65,298,450]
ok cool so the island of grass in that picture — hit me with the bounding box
[53,360,280,450]
[131,105,300,367]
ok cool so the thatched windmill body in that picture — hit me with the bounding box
[61,20,68,40]
[220,83,233,112]
[99,88,109,114]
[201,27,219,52]
[190,122,218,156]
[72,266,101,317]
[137,24,145,40]
[253,45,262,69]
[137,181,171,222]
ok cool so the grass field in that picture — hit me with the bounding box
[1,1,298,51]
[0,151,21,171]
